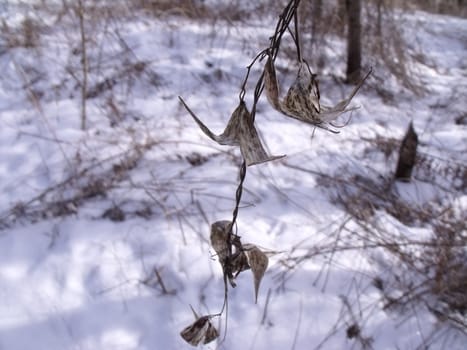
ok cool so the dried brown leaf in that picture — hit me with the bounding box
[203,322,219,344]
[180,316,211,346]
[264,55,282,112]
[283,61,321,117]
[263,58,372,132]
[210,220,231,264]
[231,250,250,277]
[178,96,240,146]
[179,97,284,166]
[237,102,285,166]
[245,245,269,303]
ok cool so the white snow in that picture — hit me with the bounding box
[0,2,466,350]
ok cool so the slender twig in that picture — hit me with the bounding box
[219,0,304,319]
[181,1,306,342]
[76,0,88,130]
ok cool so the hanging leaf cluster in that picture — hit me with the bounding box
[179,0,371,346]
[210,220,269,303]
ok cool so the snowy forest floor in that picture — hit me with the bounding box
[0,2,466,349]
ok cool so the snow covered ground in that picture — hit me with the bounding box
[0,2,466,349]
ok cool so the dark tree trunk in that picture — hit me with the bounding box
[337,0,346,34]
[395,122,418,182]
[346,0,362,83]
[376,0,383,37]
[311,0,322,38]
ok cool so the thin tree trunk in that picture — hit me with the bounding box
[395,122,418,181]
[311,0,322,39]
[346,0,362,84]
[337,0,346,34]
[77,0,88,130]
[376,0,383,37]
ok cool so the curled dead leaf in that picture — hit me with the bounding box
[282,61,321,118]
[236,102,285,166]
[231,250,250,277]
[210,220,231,265]
[178,97,240,146]
[264,55,281,112]
[179,97,284,166]
[263,55,372,133]
[203,321,219,344]
[210,221,251,287]
[180,315,219,346]
[244,245,269,303]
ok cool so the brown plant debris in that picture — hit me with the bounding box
[395,122,418,181]
[179,97,284,166]
[264,55,372,133]
[244,244,269,303]
[210,221,269,302]
[180,315,219,346]
[210,220,250,287]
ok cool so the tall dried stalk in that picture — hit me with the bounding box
[76,0,88,130]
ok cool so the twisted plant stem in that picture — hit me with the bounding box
[230,160,247,230]
[218,0,303,319]
[226,160,247,285]
[217,160,247,319]
[240,0,302,126]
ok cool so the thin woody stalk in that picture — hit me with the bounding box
[77,0,88,130]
